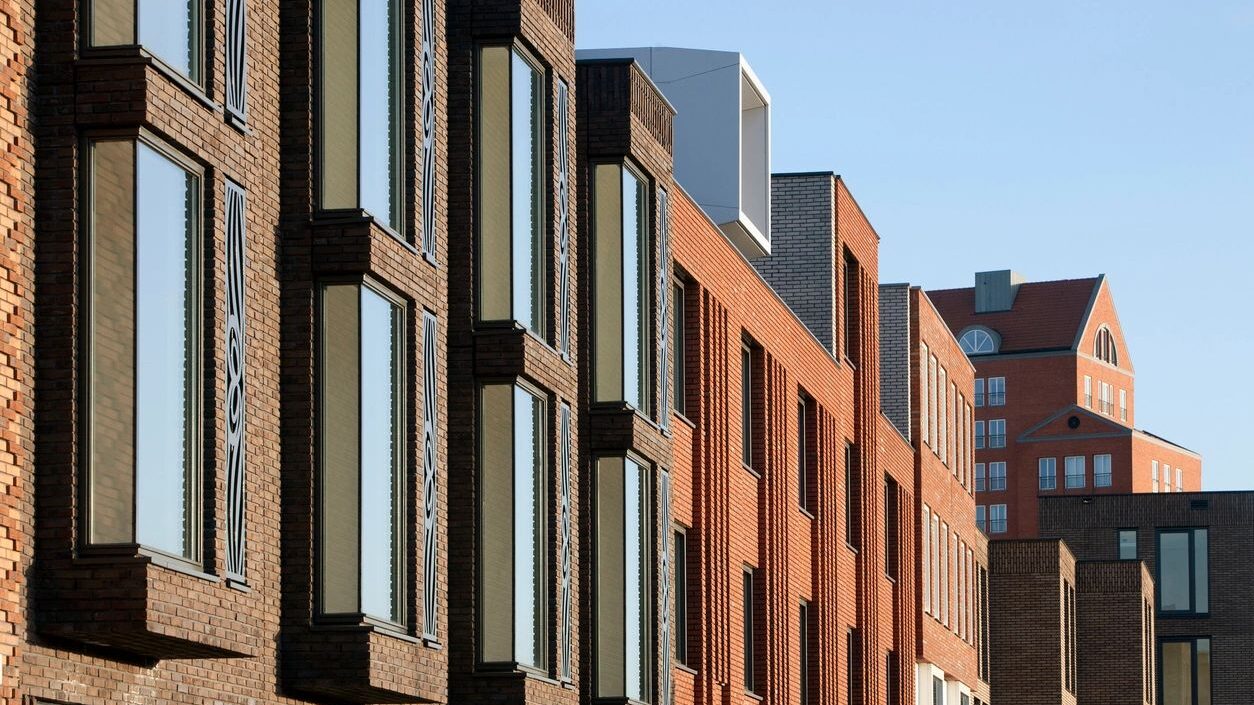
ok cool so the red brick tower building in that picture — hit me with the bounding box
[929,272,1200,538]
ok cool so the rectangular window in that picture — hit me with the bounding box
[743,568,758,693]
[1039,457,1057,490]
[479,46,546,332]
[921,343,931,444]
[1163,465,1172,492]
[938,366,948,462]
[596,456,652,700]
[85,137,202,563]
[88,0,204,83]
[594,163,652,413]
[480,384,547,667]
[1119,529,1137,560]
[988,419,1006,448]
[673,282,686,416]
[674,528,688,665]
[845,443,860,548]
[1158,529,1208,615]
[974,420,985,450]
[847,629,859,705]
[975,505,986,534]
[932,514,941,610]
[988,376,1005,406]
[1084,375,1092,407]
[989,504,1007,534]
[843,249,860,364]
[319,0,403,231]
[974,463,986,492]
[319,282,406,625]
[1065,456,1086,489]
[1120,388,1128,422]
[1176,467,1183,492]
[885,475,899,580]
[951,382,959,468]
[886,650,898,705]
[929,355,938,449]
[1064,581,1076,692]
[941,522,949,627]
[1095,454,1113,487]
[973,377,985,407]
[922,505,932,613]
[1161,637,1211,705]
[1153,460,1160,493]
[988,461,1007,492]
[741,342,755,469]
[799,602,811,705]
[933,677,944,705]
[979,565,991,682]
[798,395,810,511]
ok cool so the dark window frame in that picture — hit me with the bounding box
[1118,528,1138,561]
[674,526,689,666]
[1158,636,1211,705]
[1156,528,1209,617]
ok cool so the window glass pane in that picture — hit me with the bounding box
[1119,530,1137,560]
[594,164,624,402]
[480,384,515,662]
[1159,531,1192,611]
[359,0,400,228]
[139,0,197,79]
[622,169,643,410]
[511,52,543,332]
[742,346,752,467]
[674,530,687,663]
[673,284,685,415]
[597,457,626,695]
[1198,638,1212,705]
[514,387,544,667]
[359,288,401,622]
[89,140,137,546]
[134,143,197,559]
[321,284,361,614]
[1161,641,1193,705]
[92,0,136,46]
[1194,529,1208,613]
[477,46,511,321]
[624,458,647,701]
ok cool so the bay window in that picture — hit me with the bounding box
[88,0,203,83]
[480,383,547,668]
[594,162,653,413]
[479,45,547,333]
[596,456,652,701]
[85,136,202,564]
[318,0,404,231]
[319,282,406,625]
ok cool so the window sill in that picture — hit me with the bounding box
[312,208,416,255]
[742,463,761,479]
[675,663,699,676]
[673,410,696,429]
[799,507,815,521]
[79,45,219,114]
[744,690,765,702]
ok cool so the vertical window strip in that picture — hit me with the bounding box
[659,469,672,705]
[422,311,439,640]
[555,80,571,357]
[558,403,573,679]
[225,179,247,580]
[657,189,671,430]
[419,0,438,260]
[225,0,247,120]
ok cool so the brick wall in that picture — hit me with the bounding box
[1075,560,1154,705]
[877,283,911,440]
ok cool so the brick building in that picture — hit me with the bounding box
[0,2,1009,705]
[1041,492,1254,705]
[929,272,1201,539]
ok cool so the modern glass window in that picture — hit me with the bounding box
[1176,468,1184,492]
[479,45,546,333]
[1065,456,1086,489]
[1161,637,1210,705]
[1095,454,1113,487]
[938,366,948,462]
[743,568,758,693]
[1039,457,1058,491]
[1084,375,1092,407]
[921,343,931,443]
[673,282,686,416]
[1158,529,1208,616]
[1153,460,1160,492]
[85,137,201,563]
[319,0,403,231]
[974,420,985,450]
[973,377,985,407]
[922,505,932,612]
[842,249,860,365]
[989,504,1007,534]
[975,505,986,534]
[1120,389,1128,422]
[480,384,547,668]
[319,282,406,625]
[741,342,754,469]
[845,443,860,548]
[988,461,1007,491]
[988,419,1006,448]
[1119,529,1138,560]
[798,396,810,511]
[88,0,204,83]
[929,355,938,449]
[799,602,811,705]
[974,463,986,492]
[988,376,1005,406]
[596,456,652,700]
[674,528,688,665]
[884,475,899,579]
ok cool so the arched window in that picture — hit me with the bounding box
[1094,327,1118,366]
[958,327,999,355]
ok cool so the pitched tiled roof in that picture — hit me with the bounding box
[927,277,1101,354]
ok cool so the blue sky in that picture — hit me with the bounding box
[578,1,1254,490]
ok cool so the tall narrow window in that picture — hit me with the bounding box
[1065,456,1086,489]
[1153,460,1160,493]
[845,443,860,548]
[743,568,758,693]
[224,180,247,581]
[741,341,755,469]
[988,376,1006,406]
[974,420,986,450]
[1039,457,1057,491]
[988,419,1006,448]
[1084,375,1093,407]
[941,523,950,627]
[1064,581,1076,693]
[1161,638,1211,705]
[979,565,990,681]
[847,630,859,705]
[975,505,986,534]
[479,46,546,331]
[929,355,938,449]
[974,377,985,407]
[319,282,405,625]
[673,282,686,416]
[938,366,948,462]
[1176,467,1183,492]
[88,0,204,83]
[594,163,652,413]
[85,137,202,563]
[931,514,941,612]
[1094,454,1113,487]
[1163,465,1172,492]
[886,651,898,705]
[920,343,931,443]
[799,602,811,705]
[989,504,1007,534]
[842,250,860,364]
[674,528,688,666]
[319,0,403,231]
[1120,389,1128,422]
[988,461,1006,491]
[798,395,811,511]
[922,505,932,613]
[596,456,652,700]
[480,384,547,668]
[884,475,899,579]
[974,463,986,492]
[1158,529,1208,616]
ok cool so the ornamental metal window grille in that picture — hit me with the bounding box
[422,311,439,640]
[556,80,571,357]
[225,179,247,580]
[558,403,573,680]
[420,0,438,260]
[657,189,671,431]
[225,0,247,121]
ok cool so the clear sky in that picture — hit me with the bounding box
[577,1,1254,491]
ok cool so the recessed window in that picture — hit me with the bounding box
[743,568,759,693]
[1118,529,1137,560]
[989,504,1007,534]
[974,462,986,493]
[974,420,985,450]
[922,505,932,612]
[1094,326,1118,366]
[85,137,202,563]
[673,282,686,416]
[1153,460,1160,493]
[318,0,404,231]
[987,377,1006,406]
[480,383,547,668]
[741,341,755,469]
[928,355,938,449]
[958,327,998,355]
[1039,457,1058,491]
[1094,454,1113,488]
[479,45,547,332]
[975,505,986,534]
[921,343,931,442]
[1120,389,1128,422]
[596,456,652,700]
[938,366,948,462]
[973,377,985,407]
[845,443,860,548]
[884,475,899,579]
[1163,464,1172,492]
[673,528,688,666]
[1065,456,1086,489]
[1161,637,1210,705]
[798,394,814,512]
[319,282,406,625]
[88,0,204,83]
[842,249,860,365]
[1084,375,1092,408]
[799,602,811,705]
[988,419,1006,449]
[1158,529,1208,616]
[988,462,1007,491]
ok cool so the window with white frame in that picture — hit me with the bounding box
[987,377,1005,406]
[922,505,931,614]
[929,355,938,450]
[1119,388,1127,422]
[1039,457,1057,490]
[988,461,1007,491]
[974,377,985,407]
[974,420,985,450]
[975,505,986,534]
[1065,456,1085,489]
[1175,467,1183,491]
[1152,460,1159,492]
[974,462,986,493]
[920,343,930,445]
[989,504,1007,534]
[1094,454,1112,487]
[988,419,1006,449]
[1084,375,1092,408]
[940,522,949,627]
[938,366,948,463]
[1163,464,1172,492]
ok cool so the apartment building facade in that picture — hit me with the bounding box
[929,272,1200,539]
[0,3,991,705]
